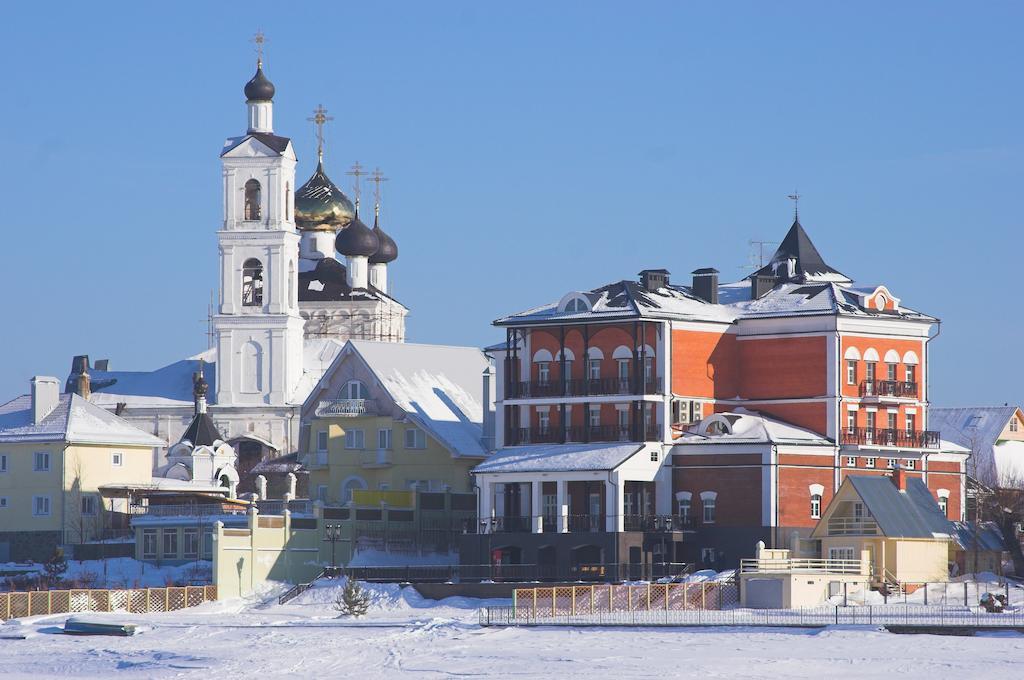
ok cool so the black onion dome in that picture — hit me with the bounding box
[295,162,356,230]
[335,214,379,257]
[369,214,398,264]
[244,63,275,101]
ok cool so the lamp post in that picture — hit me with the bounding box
[324,523,343,574]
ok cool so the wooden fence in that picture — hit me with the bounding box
[512,582,737,618]
[0,585,217,620]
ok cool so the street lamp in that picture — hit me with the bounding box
[324,523,343,574]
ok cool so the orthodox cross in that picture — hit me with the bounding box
[307,104,333,162]
[251,30,266,65]
[369,167,388,216]
[347,161,367,209]
[787,190,801,220]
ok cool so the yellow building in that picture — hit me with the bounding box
[0,376,164,561]
[811,469,954,587]
[302,340,493,504]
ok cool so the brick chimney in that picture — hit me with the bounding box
[891,465,907,491]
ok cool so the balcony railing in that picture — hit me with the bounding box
[256,499,313,516]
[359,449,394,468]
[623,514,693,532]
[130,504,247,518]
[827,516,880,536]
[740,557,869,575]
[509,377,662,399]
[860,380,918,399]
[512,424,649,446]
[315,398,377,417]
[473,514,690,534]
[841,427,940,449]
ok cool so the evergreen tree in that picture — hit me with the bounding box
[44,547,68,586]
[333,578,371,617]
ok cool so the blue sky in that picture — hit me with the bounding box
[0,1,1020,406]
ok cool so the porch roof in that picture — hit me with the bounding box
[473,442,643,474]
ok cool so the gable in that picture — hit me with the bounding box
[220,134,295,160]
[997,408,1024,442]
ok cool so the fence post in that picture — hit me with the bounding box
[533,588,537,619]
[591,586,595,614]
[665,584,670,611]
[572,587,577,615]
[165,588,170,611]
[843,582,848,608]
[924,583,928,606]
[608,584,613,613]
[551,588,556,617]
[48,590,52,615]
[964,582,968,607]
[702,583,706,609]
[684,582,688,610]
[647,583,651,611]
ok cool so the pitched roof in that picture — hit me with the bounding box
[929,406,1024,486]
[950,521,1005,552]
[751,219,850,283]
[845,475,953,538]
[180,412,222,447]
[474,442,643,473]
[0,393,165,447]
[343,340,492,458]
[220,132,292,157]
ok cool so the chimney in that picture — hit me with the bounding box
[67,355,91,399]
[639,269,670,293]
[94,359,110,372]
[691,268,719,304]
[751,273,777,300]
[31,376,61,424]
[891,465,907,491]
[481,366,495,452]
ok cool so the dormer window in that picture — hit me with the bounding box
[559,293,591,314]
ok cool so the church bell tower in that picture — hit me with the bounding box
[213,53,304,407]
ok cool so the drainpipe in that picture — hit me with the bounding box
[924,321,941,431]
[834,330,842,493]
[772,444,779,549]
[607,470,619,578]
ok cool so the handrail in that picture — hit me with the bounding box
[278,568,329,605]
[826,517,880,535]
[739,557,868,575]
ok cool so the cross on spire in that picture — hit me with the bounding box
[347,161,367,209]
[787,190,801,220]
[307,104,333,162]
[369,167,388,215]
[251,30,266,66]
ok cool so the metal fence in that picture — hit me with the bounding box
[342,562,693,584]
[510,582,738,619]
[480,603,1024,628]
[0,585,217,621]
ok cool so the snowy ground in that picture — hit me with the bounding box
[1,558,211,590]
[2,579,1024,678]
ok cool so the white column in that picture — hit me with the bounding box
[479,478,493,531]
[531,480,543,533]
[654,464,672,515]
[347,255,369,289]
[556,479,568,533]
[608,477,625,532]
[369,263,388,292]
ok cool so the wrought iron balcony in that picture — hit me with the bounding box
[841,427,940,449]
[859,380,918,399]
[623,514,693,532]
[508,377,662,399]
[315,398,377,417]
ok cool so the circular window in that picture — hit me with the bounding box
[874,294,887,311]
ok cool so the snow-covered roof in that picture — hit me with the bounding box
[344,340,491,458]
[474,442,642,473]
[674,409,833,446]
[930,406,1024,486]
[950,521,1005,552]
[0,393,165,447]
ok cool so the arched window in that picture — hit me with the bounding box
[241,341,263,393]
[244,179,262,220]
[242,259,264,307]
[342,380,368,400]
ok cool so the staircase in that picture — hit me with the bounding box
[880,569,905,598]
[277,567,341,605]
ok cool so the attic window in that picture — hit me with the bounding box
[561,295,590,313]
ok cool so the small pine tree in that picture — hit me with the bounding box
[43,547,68,586]
[333,578,371,617]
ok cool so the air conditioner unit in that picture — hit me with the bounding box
[672,399,704,425]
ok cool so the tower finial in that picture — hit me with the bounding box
[787,190,801,221]
[347,161,367,207]
[369,167,388,219]
[307,104,333,163]
[252,30,266,67]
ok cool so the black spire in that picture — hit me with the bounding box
[752,218,850,284]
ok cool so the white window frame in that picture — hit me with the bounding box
[905,459,916,470]
[183,528,199,559]
[588,405,601,428]
[34,451,50,472]
[810,494,822,519]
[587,359,601,380]
[404,428,426,450]
[142,528,158,559]
[111,452,123,467]
[865,457,876,469]
[846,360,857,385]
[537,361,550,384]
[32,495,51,517]
[700,491,717,524]
[886,458,897,469]
[846,456,856,467]
[1011,418,1019,433]
[829,546,856,562]
[937,496,948,516]
[345,429,365,449]
[342,380,368,400]
[905,413,916,435]
[377,428,393,450]
[162,529,178,559]
[81,495,98,516]
[538,410,550,431]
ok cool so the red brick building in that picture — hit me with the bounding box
[468,218,967,573]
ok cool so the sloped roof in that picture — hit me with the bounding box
[474,443,642,473]
[674,409,833,446]
[344,340,491,458]
[181,412,222,447]
[220,132,292,157]
[950,521,1005,552]
[751,218,850,283]
[846,476,953,538]
[0,393,165,447]
[929,406,1024,486]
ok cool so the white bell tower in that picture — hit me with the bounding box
[213,59,304,407]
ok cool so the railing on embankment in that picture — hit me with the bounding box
[481,603,1024,628]
[510,581,738,620]
[0,585,217,620]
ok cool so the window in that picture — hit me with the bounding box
[677,497,691,520]
[183,528,199,558]
[906,413,916,435]
[0,453,7,473]
[905,459,916,470]
[81,495,97,516]
[829,547,856,562]
[616,359,630,380]
[887,363,897,381]
[865,362,876,383]
[345,429,365,449]
[561,359,573,382]
[0,496,8,509]
[34,451,50,472]
[887,412,898,431]
[33,495,51,516]
[846,456,857,467]
[905,364,916,384]
[111,452,123,467]
[643,356,654,383]
[241,259,264,307]
[244,179,262,220]
[565,297,589,313]
[702,497,716,523]
[377,428,393,450]
[701,547,717,564]
[316,431,328,453]
[810,494,822,519]
[342,380,368,400]
[937,496,948,517]
[886,458,897,469]
[587,358,601,380]
[846,411,856,434]
[650,450,659,462]
[162,530,178,558]
[538,410,550,432]
[865,412,876,442]
[1011,418,1019,433]
[865,457,876,469]
[588,405,601,428]
[617,408,629,434]
[543,494,557,523]
[846,360,857,385]
[317,485,328,503]
[853,502,864,519]
[143,529,158,559]
[404,428,426,449]
[537,362,550,384]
